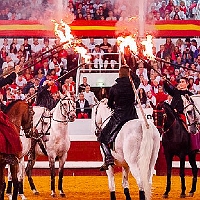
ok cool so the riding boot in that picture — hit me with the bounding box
[100,143,114,171]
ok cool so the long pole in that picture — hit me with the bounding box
[26,63,86,102]
[129,73,150,129]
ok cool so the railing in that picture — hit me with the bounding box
[75,52,121,96]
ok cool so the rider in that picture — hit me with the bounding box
[0,65,22,161]
[98,66,140,171]
[163,76,194,131]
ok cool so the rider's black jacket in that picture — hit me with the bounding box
[163,80,193,114]
[99,74,139,144]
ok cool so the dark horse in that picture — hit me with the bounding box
[0,100,34,200]
[153,102,198,198]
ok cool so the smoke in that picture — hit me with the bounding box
[114,0,156,37]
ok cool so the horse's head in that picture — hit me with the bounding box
[182,94,200,131]
[21,103,35,138]
[58,95,76,122]
[152,102,166,133]
[94,98,112,135]
[4,100,34,138]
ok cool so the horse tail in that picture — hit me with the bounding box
[138,121,154,200]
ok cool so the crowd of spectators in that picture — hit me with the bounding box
[0,36,200,118]
[0,0,199,21]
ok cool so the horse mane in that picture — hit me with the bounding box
[4,100,23,114]
[163,102,179,120]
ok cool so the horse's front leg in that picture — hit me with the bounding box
[106,165,116,200]
[163,153,173,198]
[10,164,19,200]
[188,151,198,197]
[122,167,131,200]
[58,154,67,197]
[180,156,186,198]
[25,154,38,195]
[49,158,56,197]
[0,165,6,200]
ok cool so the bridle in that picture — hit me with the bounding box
[52,97,76,123]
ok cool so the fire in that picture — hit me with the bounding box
[117,35,137,54]
[141,35,155,60]
[52,19,90,63]
[117,34,155,60]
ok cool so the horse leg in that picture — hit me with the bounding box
[49,158,56,197]
[58,155,67,197]
[122,167,131,200]
[18,157,27,200]
[25,154,39,195]
[188,151,198,197]
[106,165,116,200]
[163,153,173,198]
[179,156,186,198]
[6,165,12,196]
[10,164,19,200]
[0,166,6,200]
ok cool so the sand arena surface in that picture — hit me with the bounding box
[12,173,200,200]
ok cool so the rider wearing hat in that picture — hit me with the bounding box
[163,76,193,130]
[98,66,140,171]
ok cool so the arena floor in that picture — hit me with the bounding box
[13,173,200,200]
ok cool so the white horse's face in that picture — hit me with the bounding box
[60,97,76,122]
[95,98,111,129]
[182,95,200,125]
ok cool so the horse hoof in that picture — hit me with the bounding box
[7,194,12,200]
[180,194,186,198]
[188,192,194,197]
[19,194,27,200]
[162,194,168,198]
[60,193,66,197]
[51,193,56,198]
[32,189,39,195]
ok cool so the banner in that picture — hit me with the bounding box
[0,20,199,38]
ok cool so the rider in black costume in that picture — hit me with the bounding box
[98,66,140,171]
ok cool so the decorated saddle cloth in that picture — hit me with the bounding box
[0,111,22,157]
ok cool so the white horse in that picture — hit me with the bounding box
[94,99,160,200]
[182,94,200,133]
[7,95,76,198]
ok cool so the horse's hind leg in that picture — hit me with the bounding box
[10,164,19,200]
[58,154,67,197]
[106,166,116,200]
[188,151,198,197]
[122,167,131,200]
[0,166,6,200]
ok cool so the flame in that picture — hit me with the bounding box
[117,35,137,54]
[52,19,90,63]
[141,35,155,60]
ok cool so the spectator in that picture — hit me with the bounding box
[103,46,117,69]
[87,38,97,53]
[156,44,168,59]
[106,10,117,21]
[155,85,168,104]
[14,88,25,100]
[23,37,31,61]
[15,75,27,90]
[31,38,42,56]
[182,47,194,64]
[146,90,156,108]
[100,38,112,53]
[138,78,152,93]
[97,87,109,100]
[79,76,89,93]
[83,85,98,108]
[76,93,91,119]
[194,45,200,61]
[92,44,104,69]
[137,88,147,108]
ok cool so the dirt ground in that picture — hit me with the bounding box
[9,173,200,200]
